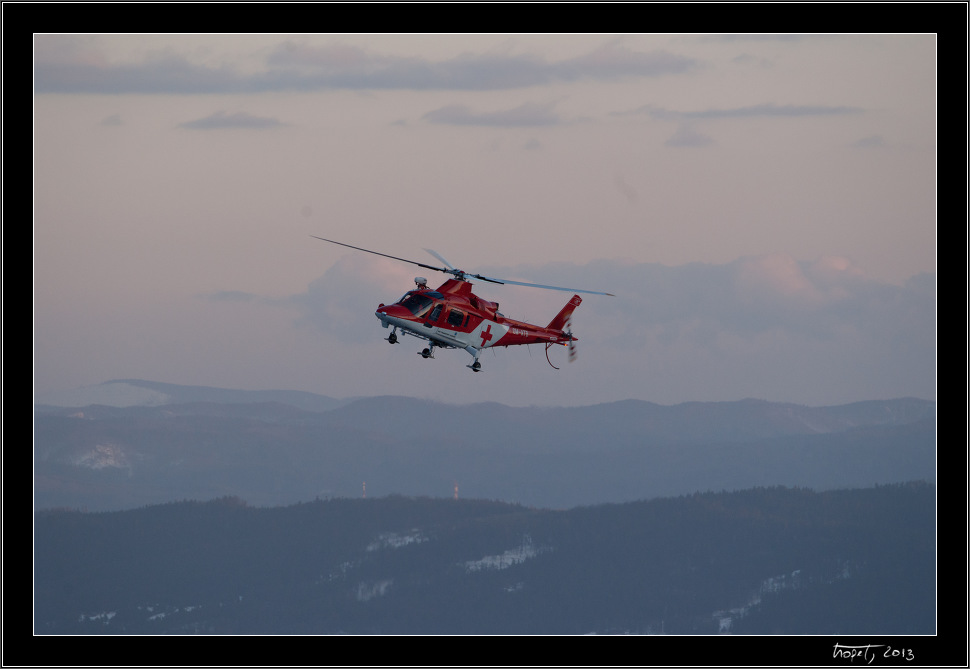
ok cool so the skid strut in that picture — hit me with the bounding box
[464,345,482,372]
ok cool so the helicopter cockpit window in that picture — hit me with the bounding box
[398,293,435,318]
[446,309,465,327]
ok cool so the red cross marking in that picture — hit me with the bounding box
[479,324,493,347]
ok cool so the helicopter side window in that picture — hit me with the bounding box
[447,309,465,328]
[428,304,443,322]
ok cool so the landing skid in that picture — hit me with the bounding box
[381,325,482,370]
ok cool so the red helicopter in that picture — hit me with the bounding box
[312,236,614,372]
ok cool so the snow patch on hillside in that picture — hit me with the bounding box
[367,530,426,551]
[357,580,392,602]
[74,443,132,471]
[464,535,549,572]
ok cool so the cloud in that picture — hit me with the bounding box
[268,41,697,90]
[621,103,863,122]
[422,101,562,127]
[276,253,934,404]
[267,42,555,91]
[550,43,696,80]
[292,253,931,351]
[707,35,809,44]
[35,39,697,95]
[293,254,414,343]
[664,124,714,147]
[478,253,931,348]
[178,111,286,130]
[36,51,243,94]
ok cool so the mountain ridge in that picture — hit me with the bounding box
[34,381,936,512]
[35,379,347,412]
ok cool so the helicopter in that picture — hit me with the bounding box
[312,236,614,372]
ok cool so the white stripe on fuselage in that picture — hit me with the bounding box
[427,320,508,349]
[377,312,507,350]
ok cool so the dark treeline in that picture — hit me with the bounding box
[34,483,935,636]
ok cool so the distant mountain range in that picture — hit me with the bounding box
[35,378,347,412]
[34,380,936,511]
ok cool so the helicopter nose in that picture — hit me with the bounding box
[377,304,400,318]
[376,303,411,320]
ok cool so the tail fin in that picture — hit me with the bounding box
[547,295,582,331]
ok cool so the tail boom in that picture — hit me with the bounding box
[547,295,582,331]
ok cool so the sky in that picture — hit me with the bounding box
[33,34,937,408]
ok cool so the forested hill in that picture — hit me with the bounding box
[35,483,935,638]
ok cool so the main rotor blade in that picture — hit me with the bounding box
[423,248,456,271]
[311,236,615,295]
[311,236,446,274]
[471,274,615,296]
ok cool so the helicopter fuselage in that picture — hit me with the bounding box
[375,278,578,370]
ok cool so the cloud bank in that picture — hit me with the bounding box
[178,111,286,130]
[35,40,698,95]
[423,101,562,127]
[623,103,864,121]
[279,253,935,406]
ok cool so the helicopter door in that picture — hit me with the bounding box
[426,303,443,323]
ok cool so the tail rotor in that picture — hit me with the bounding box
[566,320,578,363]
[545,320,577,370]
